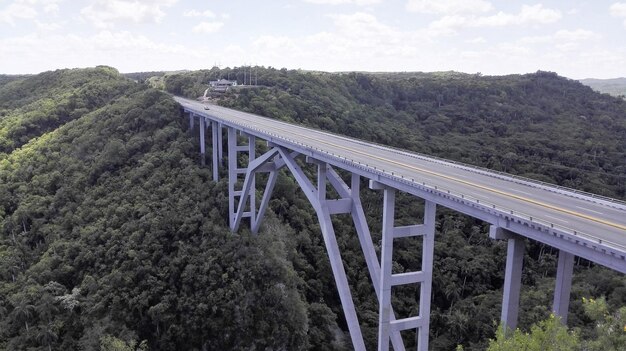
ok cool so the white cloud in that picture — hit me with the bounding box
[305,0,381,5]
[610,2,626,27]
[192,21,224,34]
[0,1,38,25]
[0,30,197,73]
[406,0,493,15]
[36,20,63,31]
[41,0,62,15]
[252,12,432,70]
[521,29,599,44]
[465,37,486,44]
[183,9,216,18]
[430,4,561,31]
[81,0,178,28]
[611,2,626,16]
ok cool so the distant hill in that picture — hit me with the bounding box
[580,77,626,97]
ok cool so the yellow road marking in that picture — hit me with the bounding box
[194,102,626,232]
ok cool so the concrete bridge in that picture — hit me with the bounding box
[175,96,626,351]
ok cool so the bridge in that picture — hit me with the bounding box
[175,96,626,351]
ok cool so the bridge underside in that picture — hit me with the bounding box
[187,111,606,350]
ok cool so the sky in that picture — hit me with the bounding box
[1,0,625,79]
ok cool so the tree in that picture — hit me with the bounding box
[486,314,579,351]
[36,321,58,351]
[582,297,626,351]
[10,297,35,332]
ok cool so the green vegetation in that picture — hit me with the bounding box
[484,297,626,351]
[486,315,579,351]
[0,66,624,350]
[1,67,311,350]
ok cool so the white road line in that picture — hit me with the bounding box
[509,188,533,196]
[575,206,603,215]
[543,214,570,224]
[464,191,491,200]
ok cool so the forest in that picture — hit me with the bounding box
[0,66,625,350]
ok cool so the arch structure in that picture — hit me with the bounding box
[177,96,626,351]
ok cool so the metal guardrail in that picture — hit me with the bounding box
[183,103,626,256]
[254,116,626,211]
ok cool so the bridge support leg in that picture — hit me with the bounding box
[218,122,223,164]
[418,201,436,351]
[371,181,436,351]
[278,152,366,350]
[228,128,256,231]
[189,112,194,130]
[227,128,256,229]
[345,174,406,351]
[199,116,206,166]
[501,235,525,331]
[211,121,219,181]
[552,250,574,324]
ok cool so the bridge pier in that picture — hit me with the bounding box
[490,226,525,331]
[502,235,525,331]
[553,250,574,324]
[199,116,206,166]
[211,121,219,181]
[227,127,256,229]
[371,181,436,351]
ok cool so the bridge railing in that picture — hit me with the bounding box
[219,116,626,255]
[262,120,626,211]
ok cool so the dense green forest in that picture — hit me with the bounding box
[1,66,625,350]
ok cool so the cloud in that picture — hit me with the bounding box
[610,2,626,27]
[465,37,486,44]
[406,0,493,15]
[0,30,195,73]
[519,29,600,52]
[252,12,432,70]
[304,0,381,5]
[183,9,216,18]
[80,0,178,28]
[430,4,561,31]
[192,21,224,34]
[0,1,38,25]
[36,20,63,31]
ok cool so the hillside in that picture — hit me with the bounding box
[0,68,311,350]
[580,78,626,98]
[1,67,624,350]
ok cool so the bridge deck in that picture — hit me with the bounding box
[175,97,626,255]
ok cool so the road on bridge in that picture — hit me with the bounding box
[176,96,626,253]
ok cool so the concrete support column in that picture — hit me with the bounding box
[189,112,194,130]
[247,135,256,226]
[199,117,206,166]
[501,235,525,331]
[227,127,237,229]
[218,122,223,164]
[553,250,575,324]
[418,200,436,351]
[378,187,396,351]
[211,121,219,181]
